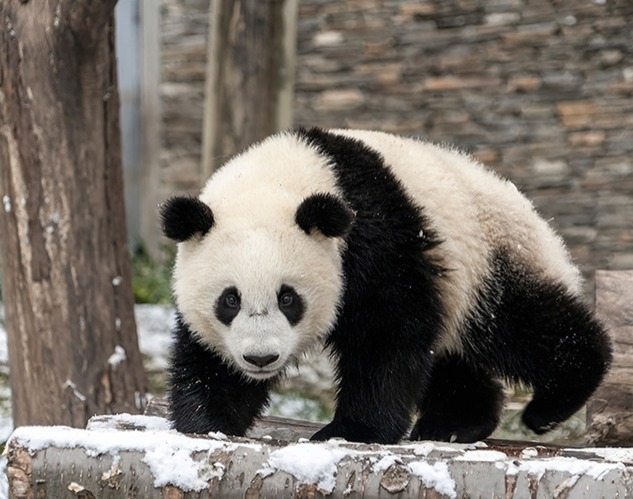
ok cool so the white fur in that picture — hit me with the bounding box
[173,132,344,378]
[174,129,583,371]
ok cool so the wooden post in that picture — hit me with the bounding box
[201,0,298,178]
[140,0,162,258]
[587,270,633,446]
[0,0,148,427]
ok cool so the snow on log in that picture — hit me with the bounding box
[6,413,633,498]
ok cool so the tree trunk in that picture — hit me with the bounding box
[0,0,148,427]
[201,0,298,177]
[586,270,633,446]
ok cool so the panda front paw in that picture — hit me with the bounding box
[410,412,498,443]
[311,419,403,444]
[410,423,490,444]
[311,421,349,442]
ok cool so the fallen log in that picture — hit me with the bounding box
[7,411,633,498]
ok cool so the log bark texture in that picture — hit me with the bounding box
[587,270,633,446]
[0,0,148,427]
[201,0,298,177]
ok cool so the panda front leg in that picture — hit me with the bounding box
[311,345,433,445]
[169,318,273,436]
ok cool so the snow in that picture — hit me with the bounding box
[134,304,176,370]
[520,447,539,459]
[108,345,127,367]
[62,380,86,402]
[88,413,172,432]
[399,441,442,456]
[408,461,457,499]
[261,442,351,493]
[506,456,625,480]
[584,447,633,464]
[454,449,508,462]
[371,452,402,473]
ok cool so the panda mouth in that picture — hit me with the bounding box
[243,367,281,380]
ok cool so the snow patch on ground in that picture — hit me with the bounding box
[134,304,176,370]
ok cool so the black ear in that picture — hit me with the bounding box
[295,193,354,238]
[160,196,214,242]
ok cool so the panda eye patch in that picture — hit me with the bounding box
[278,285,305,326]
[216,286,241,325]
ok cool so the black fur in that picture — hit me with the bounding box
[295,193,354,237]
[160,196,214,242]
[460,252,611,435]
[410,354,505,442]
[169,315,273,435]
[296,128,446,444]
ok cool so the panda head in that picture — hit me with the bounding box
[160,192,354,380]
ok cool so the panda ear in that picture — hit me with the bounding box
[295,193,354,238]
[160,196,214,242]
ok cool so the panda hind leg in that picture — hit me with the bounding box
[514,293,612,435]
[410,353,505,443]
[466,257,612,436]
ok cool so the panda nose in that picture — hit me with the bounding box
[243,353,279,368]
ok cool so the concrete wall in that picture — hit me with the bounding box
[160,0,633,295]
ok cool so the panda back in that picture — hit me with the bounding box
[330,129,582,350]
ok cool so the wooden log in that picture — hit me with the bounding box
[7,413,633,498]
[587,270,633,446]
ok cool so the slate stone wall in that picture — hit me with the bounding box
[160,0,633,296]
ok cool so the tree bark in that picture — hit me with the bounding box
[586,270,633,446]
[0,0,148,427]
[201,0,298,177]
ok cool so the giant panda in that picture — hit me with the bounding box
[160,127,611,444]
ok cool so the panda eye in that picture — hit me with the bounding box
[224,292,240,309]
[278,285,305,326]
[279,292,294,308]
[216,286,241,325]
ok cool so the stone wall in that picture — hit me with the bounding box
[160,0,633,295]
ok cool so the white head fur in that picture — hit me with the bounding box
[169,132,348,379]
